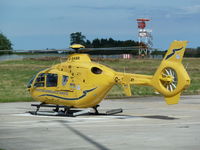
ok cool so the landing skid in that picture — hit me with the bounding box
[29,103,123,117]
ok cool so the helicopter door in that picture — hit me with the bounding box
[62,75,69,87]
[57,75,71,91]
[46,73,58,88]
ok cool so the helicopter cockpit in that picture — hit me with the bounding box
[27,72,69,90]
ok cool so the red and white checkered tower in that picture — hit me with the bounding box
[136,18,153,56]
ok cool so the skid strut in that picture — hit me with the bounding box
[33,102,45,115]
[93,105,100,114]
[30,103,71,115]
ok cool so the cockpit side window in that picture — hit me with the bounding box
[62,75,68,86]
[34,73,45,87]
[46,73,58,87]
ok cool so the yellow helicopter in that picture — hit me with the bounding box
[27,41,190,116]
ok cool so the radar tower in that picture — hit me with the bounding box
[136,18,153,57]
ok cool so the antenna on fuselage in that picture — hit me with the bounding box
[70,44,85,53]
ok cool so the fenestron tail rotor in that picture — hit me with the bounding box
[160,67,178,92]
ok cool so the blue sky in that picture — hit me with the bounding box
[1,0,200,50]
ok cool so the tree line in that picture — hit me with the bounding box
[151,48,200,58]
[70,32,200,57]
[184,47,200,57]
[70,32,140,48]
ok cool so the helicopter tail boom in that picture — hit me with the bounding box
[115,41,190,104]
[114,72,153,96]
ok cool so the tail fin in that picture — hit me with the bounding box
[164,40,187,62]
[151,41,190,104]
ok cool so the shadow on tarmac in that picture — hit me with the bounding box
[58,120,110,150]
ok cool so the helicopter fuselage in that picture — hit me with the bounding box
[28,54,116,108]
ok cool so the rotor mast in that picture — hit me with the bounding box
[70,44,85,53]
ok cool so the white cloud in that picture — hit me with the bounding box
[180,5,200,15]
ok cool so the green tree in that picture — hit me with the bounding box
[85,40,92,48]
[92,38,101,48]
[0,33,13,54]
[91,38,139,48]
[70,32,86,45]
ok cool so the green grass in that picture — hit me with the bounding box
[0,59,51,102]
[0,57,199,102]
